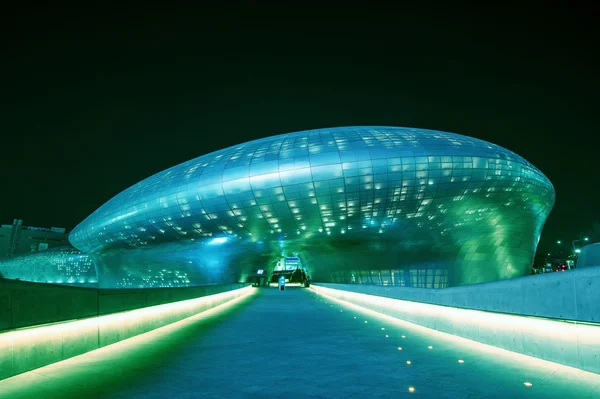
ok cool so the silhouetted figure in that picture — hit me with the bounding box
[279,275,286,291]
[292,268,303,283]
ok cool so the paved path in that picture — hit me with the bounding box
[1,286,599,398]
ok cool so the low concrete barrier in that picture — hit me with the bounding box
[316,266,600,323]
[0,279,98,331]
[578,242,600,269]
[0,279,249,331]
[0,280,253,380]
[311,267,600,374]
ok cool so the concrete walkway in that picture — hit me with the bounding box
[1,286,599,398]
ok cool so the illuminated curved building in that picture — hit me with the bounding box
[69,126,555,288]
[0,246,97,286]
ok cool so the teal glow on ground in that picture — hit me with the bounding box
[1,287,599,398]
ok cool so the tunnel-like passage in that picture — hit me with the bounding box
[1,286,598,398]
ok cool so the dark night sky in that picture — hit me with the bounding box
[1,4,598,252]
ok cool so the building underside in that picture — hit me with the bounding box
[69,126,555,288]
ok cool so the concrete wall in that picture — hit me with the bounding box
[316,266,600,323]
[578,243,600,268]
[0,279,249,331]
[0,280,252,380]
[312,267,600,374]
[0,279,98,331]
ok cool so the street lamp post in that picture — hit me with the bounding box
[554,240,562,257]
[572,237,589,253]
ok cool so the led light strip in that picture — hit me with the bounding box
[310,285,600,376]
[0,285,255,380]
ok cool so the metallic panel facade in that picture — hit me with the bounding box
[69,126,555,288]
[0,246,97,286]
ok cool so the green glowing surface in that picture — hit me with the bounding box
[1,288,597,398]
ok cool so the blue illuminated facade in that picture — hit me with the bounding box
[69,126,555,288]
[0,246,98,286]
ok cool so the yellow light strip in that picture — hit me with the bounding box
[0,286,255,380]
[310,285,600,376]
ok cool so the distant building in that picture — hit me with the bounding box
[0,219,69,259]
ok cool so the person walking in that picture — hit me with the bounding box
[278,275,286,291]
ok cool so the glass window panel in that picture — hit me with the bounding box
[222,178,251,195]
[250,173,281,189]
[249,160,279,176]
[197,172,223,186]
[309,151,341,166]
[222,166,249,181]
[311,164,343,181]
[197,183,224,200]
[280,168,313,185]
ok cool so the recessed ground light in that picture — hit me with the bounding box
[408,387,415,392]
[381,328,385,330]
[524,382,532,387]
[397,347,403,351]
[385,335,389,338]
[354,316,357,319]
[402,335,406,338]
[406,360,412,365]
[340,310,343,312]
[364,321,368,323]
[428,346,433,349]
[458,360,464,363]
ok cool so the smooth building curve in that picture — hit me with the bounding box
[69,126,555,288]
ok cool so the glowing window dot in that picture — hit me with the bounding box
[406,360,411,365]
[408,387,415,393]
[385,334,389,338]
[397,347,403,351]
